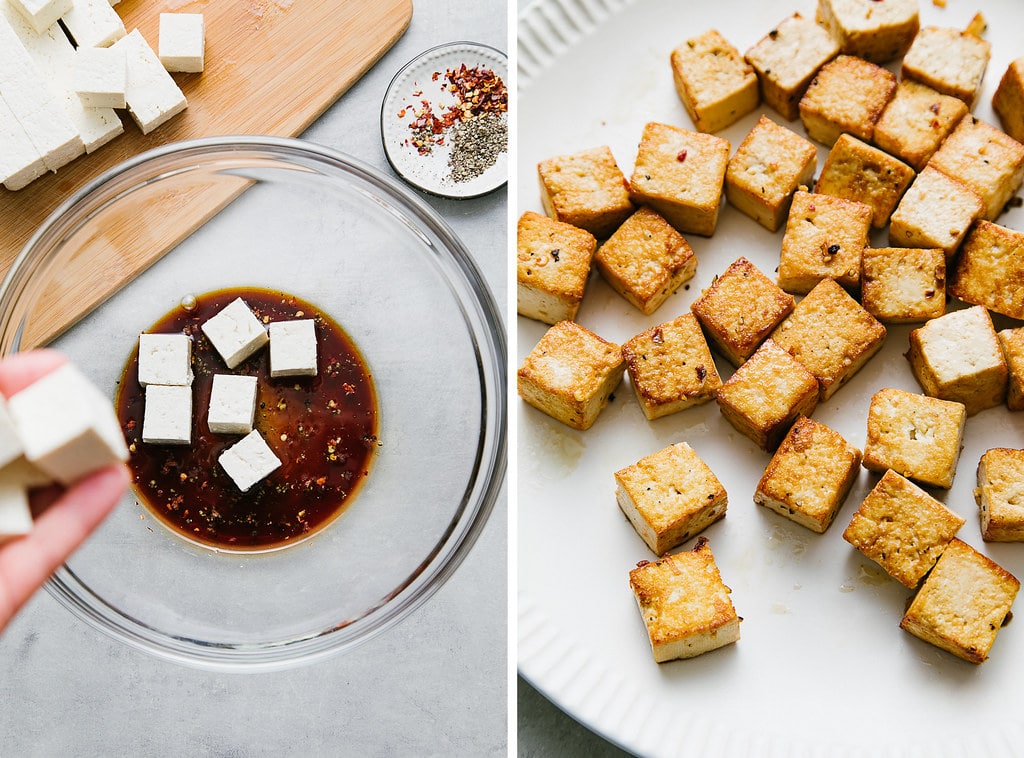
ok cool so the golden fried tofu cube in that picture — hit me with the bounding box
[691,256,795,366]
[998,327,1024,411]
[862,387,966,489]
[616,442,728,554]
[993,57,1024,145]
[843,469,965,587]
[517,321,624,431]
[928,116,1024,221]
[725,115,817,231]
[778,190,872,294]
[907,306,1007,417]
[715,339,819,451]
[900,538,1019,664]
[516,211,596,325]
[901,26,991,108]
[874,80,969,172]
[744,13,839,122]
[537,146,634,238]
[798,55,896,147]
[670,29,759,134]
[771,278,887,400]
[628,122,730,237]
[860,246,946,324]
[888,166,984,258]
[755,416,861,533]
[977,448,1024,542]
[949,220,1024,320]
[622,314,722,420]
[629,537,740,662]
[815,0,919,63]
[594,207,697,315]
[814,134,915,228]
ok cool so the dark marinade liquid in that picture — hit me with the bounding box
[116,287,378,551]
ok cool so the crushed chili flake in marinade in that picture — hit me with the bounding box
[116,287,379,552]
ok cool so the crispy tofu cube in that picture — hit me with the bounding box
[725,115,817,231]
[594,207,697,315]
[900,538,1019,664]
[755,416,862,533]
[670,29,759,134]
[798,55,896,147]
[516,211,596,325]
[744,12,839,122]
[517,321,624,431]
[537,146,634,239]
[622,314,722,420]
[901,26,991,108]
[998,327,1024,411]
[949,220,1024,320]
[629,537,740,662]
[628,122,730,237]
[771,278,887,400]
[862,387,966,489]
[778,191,871,294]
[615,442,727,554]
[977,448,1024,542]
[814,133,915,228]
[874,80,969,172]
[888,166,984,258]
[860,246,946,324]
[715,339,819,451]
[993,57,1024,145]
[815,0,919,63]
[691,256,795,366]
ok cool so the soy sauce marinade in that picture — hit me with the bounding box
[116,288,378,551]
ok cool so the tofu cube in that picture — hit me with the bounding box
[268,319,318,378]
[142,384,192,445]
[670,29,759,134]
[755,416,862,534]
[744,12,839,122]
[888,166,984,258]
[993,57,1024,145]
[815,0,919,63]
[517,321,624,431]
[218,430,281,493]
[113,29,187,136]
[628,122,730,237]
[621,313,722,420]
[778,190,872,294]
[798,55,897,147]
[201,297,269,369]
[516,211,596,325]
[0,474,33,544]
[615,442,727,555]
[0,398,24,471]
[537,146,634,239]
[158,12,205,73]
[137,332,192,387]
[8,0,73,34]
[977,448,1024,542]
[862,387,966,489]
[207,374,257,434]
[691,256,795,366]
[715,339,819,452]
[74,46,126,110]
[594,207,697,315]
[998,327,1024,411]
[873,80,968,172]
[628,537,740,662]
[949,220,1024,320]
[7,363,129,485]
[843,469,965,588]
[901,26,991,108]
[770,278,887,400]
[907,306,1007,417]
[725,115,817,231]
[860,246,946,324]
[900,538,1019,664]
[62,0,126,49]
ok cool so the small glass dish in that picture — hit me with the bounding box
[0,136,506,671]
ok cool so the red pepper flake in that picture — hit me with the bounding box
[929,103,941,114]
[676,150,688,162]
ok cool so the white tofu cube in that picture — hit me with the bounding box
[268,319,318,377]
[142,384,192,445]
[0,95,46,190]
[0,478,33,543]
[112,29,187,135]
[0,397,24,471]
[2,456,52,489]
[74,46,126,109]
[7,363,128,486]
[62,0,126,49]
[218,430,281,492]
[158,13,204,73]
[201,297,269,369]
[137,332,192,387]
[207,374,257,434]
[7,0,73,34]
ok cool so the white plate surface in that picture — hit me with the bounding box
[517,1,1024,756]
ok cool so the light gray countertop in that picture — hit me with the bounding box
[0,2,507,755]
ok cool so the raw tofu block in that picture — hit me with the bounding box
[7,0,72,33]
[218,430,281,492]
[516,211,596,325]
[201,297,269,369]
[158,13,204,73]
[74,46,126,109]
[0,474,32,543]
[207,374,257,434]
[268,319,318,378]
[137,332,192,387]
[142,384,192,445]
[62,0,125,49]
[113,29,187,135]
[0,396,24,470]
[0,95,45,190]
[7,363,128,486]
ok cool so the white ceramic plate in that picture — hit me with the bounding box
[517,1,1024,755]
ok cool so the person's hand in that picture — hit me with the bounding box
[0,350,128,630]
